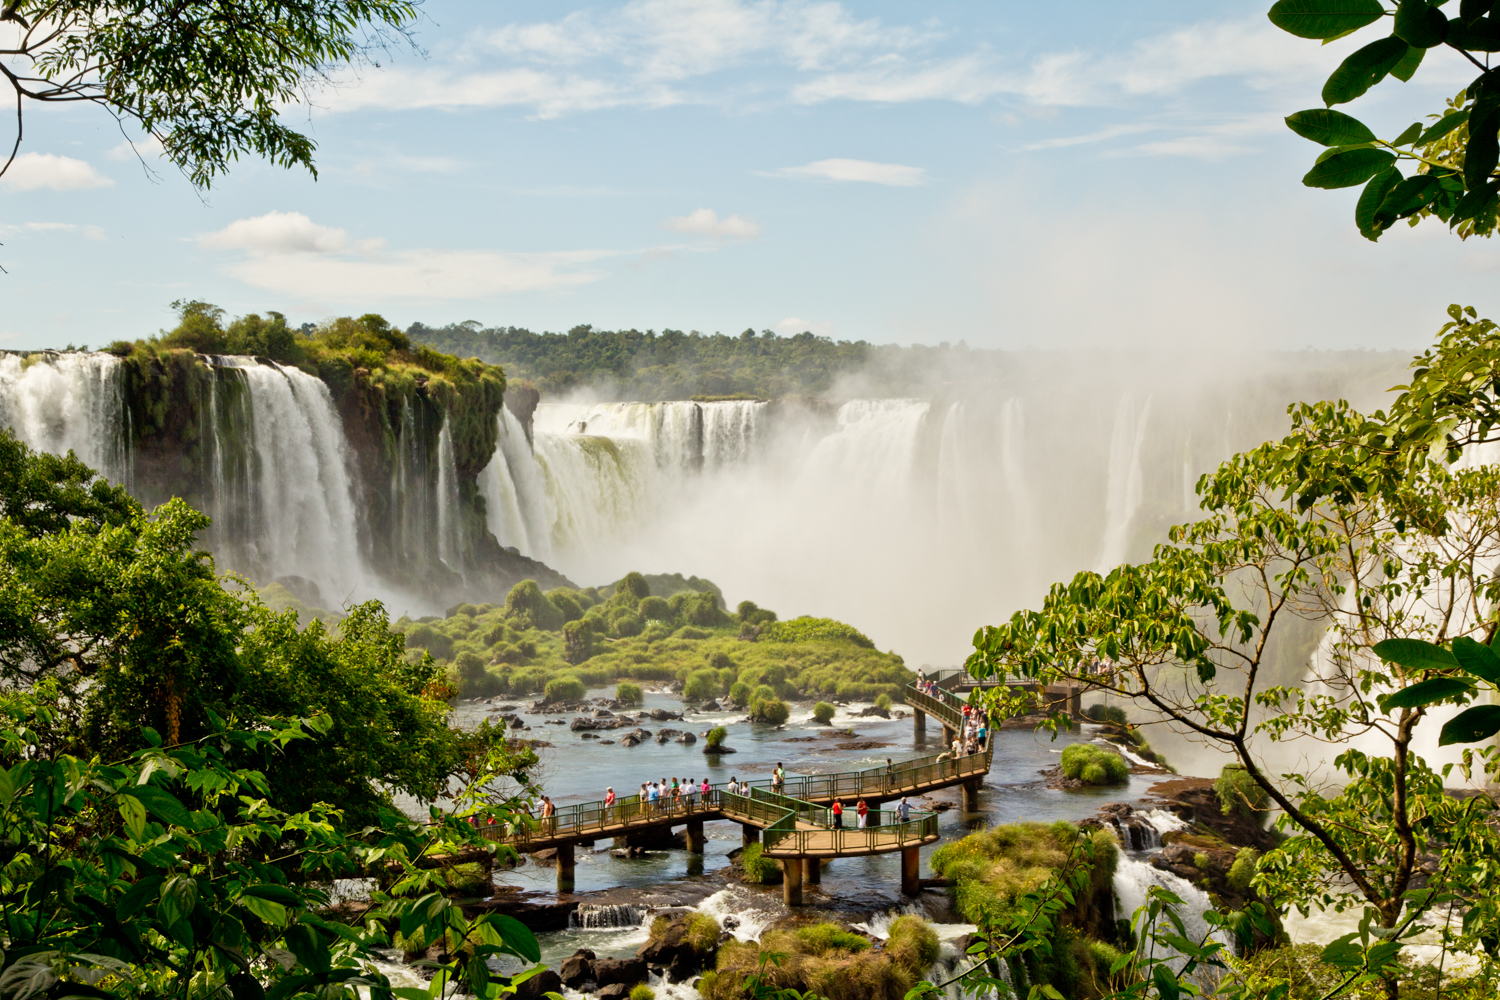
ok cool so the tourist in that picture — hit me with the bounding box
[604,786,616,824]
[856,798,869,829]
[540,796,557,835]
[686,777,698,807]
[647,781,659,812]
[831,799,844,830]
[896,797,910,823]
[885,757,895,792]
[977,721,988,750]
[952,736,963,758]
[701,777,711,803]
[773,763,784,793]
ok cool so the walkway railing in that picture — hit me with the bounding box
[485,679,992,855]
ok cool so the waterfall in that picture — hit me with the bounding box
[569,903,648,929]
[0,352,128,482]
[478,407,552,560]
[436,422,462,573]
[1114,854,1234,976]
[1096,396,1152,572]
[220,359,366,605]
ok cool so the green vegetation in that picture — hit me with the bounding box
[1228,848,1260,896]
[699,917,939,1000]
[762,615,875,648]
[1059,744,1129,786]
[401,575,909,705]
[706,726,728,750]
[750,697,790,725]
[1084,703,1128,726]
[739,842,778,884]
[875,692,892,711]
[2,1,417,191]
[616,681,643,705]
[812,701,836,724]
[1225,942,1500,999]
[685,913,722,955]
[1215,764,1271,823]
[628,986,655,1000]
[543,675,587,704]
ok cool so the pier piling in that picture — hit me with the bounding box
[806,857,821,885]
[557,842,575,893]
[742,823,760,848]
[685,819,705,854]
[901,847,920,896]
[782,858,803,906]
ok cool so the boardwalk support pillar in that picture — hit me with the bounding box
[913,708,926,736]
[557,843,575,893]
[901,847,920,896]
[685,819,705,854]
[783,858,803,906]
[806,857,821,885]
[742,824,760,849]
[961,779,981,813]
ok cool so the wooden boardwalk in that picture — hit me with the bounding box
[481,681,991,902]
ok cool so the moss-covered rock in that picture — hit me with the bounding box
[699,917,937,1000]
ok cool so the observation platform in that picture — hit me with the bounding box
[479,682,991,904]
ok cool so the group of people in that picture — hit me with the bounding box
[827,794,914,830]
[952,703,989,757]
[914,676,944,698]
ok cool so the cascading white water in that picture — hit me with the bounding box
[0,352,129,481]
[569,903,648,929]
[224,359,367,604]
[478,407,552,560]
[1096,396,1152,572]
[1114,854,1233,977]
[436,422,462,573]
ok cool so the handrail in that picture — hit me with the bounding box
[483,680,993,856]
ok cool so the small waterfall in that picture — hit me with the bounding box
[693,887,775,942]
[1107,808,1187,851]
[0,352,129,481]
[1114,854,1234,980]
[569,903,648,929]
[701,400,765,469]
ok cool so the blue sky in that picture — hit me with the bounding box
[3,0,1497,350]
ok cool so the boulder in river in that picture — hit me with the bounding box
[512,968,562,999]
[676,732,697,744]
[655,728,682,743]
[592,956,648,987]
[648,708,683,721]
[620,735,641,748]
[856,705,891,719]
[559,949,595,988]
[570,717,602,732]
[702,743,735,754]
[595,985,630,1000]
[638,912,720,981]
[699,700,721,711]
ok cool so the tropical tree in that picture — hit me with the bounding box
[968,308,1500,998]
[0,0,418,187]
[1270,0,1500,240]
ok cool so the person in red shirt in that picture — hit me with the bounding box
[856,798,869,829]
[604,787,616,824]
[831,799,844,830]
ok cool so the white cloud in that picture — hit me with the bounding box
[662,208,762,240]
[24,222,106,240]
[199,211,381,255]
[106,137,165,162]
[1023,124,1158,151]
[775,316,833,336]
[199,211,612,301]
[767,158,926,186]
[0,153,113,192]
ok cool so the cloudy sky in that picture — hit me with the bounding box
[3,0,1497,350]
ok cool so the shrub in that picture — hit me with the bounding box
[642,622,673,642]
[1214,765,1269,824]
[1059,744,1129,785]
[629,986,654,1000]
[547,589,585,623]
[616,681,643,705]
[708,649,735,670]
[481,622,510,646]
[1084,703,1129,725]
[728,682,750,707]
[639,595,671,621]
[740,842,778,884]
[612,610,644,638]
[675,626,712,640]
[443,862,490,896]
[751,699,790,725]
[685,913,721,954]
[544,675,587,704]
[616,571,651,599]
[884,916,939,972]
[751,684,776,704]
[706,726,728,749]
[795,924,870,955]
[455,650,486,686]
[875,693,891,711]
[684,669,722,702]
[761,616,873,648]
[812,701,835,725]
[504,580,564,631]
[404,623,452,660]
[682,590,730,628]
[1227,847,1259,894]
[563,619,594,664]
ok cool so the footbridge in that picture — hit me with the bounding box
[482,682,991,904]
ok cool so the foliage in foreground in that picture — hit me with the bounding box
[700,917,937,1000]
[1268,0,1500,241]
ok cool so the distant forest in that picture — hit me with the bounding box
[404,322,950,400]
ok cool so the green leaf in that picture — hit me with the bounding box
[1270,0,1386,39]
[1461,0,1496,24]
[238,895,288,927]
[158,875,198,929]
[284,925,331,974]
[1357,166,1403,236]
[242,884,303,907]
[1287,108,1379,145]
[1391,43,1426,80]
[115,875,164,922]
[1467,95,1500,188]
[1376,173,1442,220]
[1393,122,1424,145]
[1420,109,1470,144]
[1452,636,1500,683]
[1395,0,1449,47]
[1439,704,1500,744]
[1304,148,1397,188]
[118,795,147,842]
[1152,964,1182,1000]
[482,913,541,963]
[1376,677,1472,713]
[122,784,193,828]
[1372,637,1459,671]
[1323,37,1412,105]
[1449,14,1500,49]
[1321,934,1365,969]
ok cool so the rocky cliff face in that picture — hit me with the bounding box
[3,347,568,612]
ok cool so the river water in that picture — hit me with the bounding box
[450,685,1181,993]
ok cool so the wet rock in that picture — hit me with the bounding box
[531,848,558,866]
[593,957,647,987]
[595,984,631,1000]
[856,706,891,719]
[580,732,600,740]
[559,950,595,989]
[496,704,518,711]
[620,735,642,748]
[571,717,602,731]
[599,739,615,745]
[676,732,697,744]
[593,709,616,718]
[638,913,712,979]
[610,845,654,858]
[545,719,566,726]
[513,968,562,999]
[648,708,683,722]
[699,700,720,711]
[655,728,682,743]
[703,744,736,754]
[832,740,895,751]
